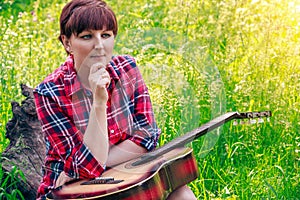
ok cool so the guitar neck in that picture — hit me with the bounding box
[132,110,271,166]
[133,112,239,166]
[158,112,238,152]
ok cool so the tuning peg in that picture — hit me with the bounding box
[233,120,238,126]
[240,120,246,125]
[250,119,257,124]
[258,118,264,123]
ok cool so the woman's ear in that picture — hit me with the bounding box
[61,35,72,53]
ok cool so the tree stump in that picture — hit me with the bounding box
[1,84,45,199]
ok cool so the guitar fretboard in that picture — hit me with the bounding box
[132,110,271,166]
[133,112,239,166]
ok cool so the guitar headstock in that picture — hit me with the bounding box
[233,111,272,125]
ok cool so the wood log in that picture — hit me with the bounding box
[1,84,45,199]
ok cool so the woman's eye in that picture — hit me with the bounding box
[102,33,111,39]
[80,34,92,39]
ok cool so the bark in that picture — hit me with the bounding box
[1,84,45,199]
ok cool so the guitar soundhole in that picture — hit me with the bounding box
[125,156,162,169]
[81,178,124,185]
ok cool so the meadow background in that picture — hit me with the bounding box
[0,0,299,199]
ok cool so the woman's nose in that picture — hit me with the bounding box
[94,37,104,49]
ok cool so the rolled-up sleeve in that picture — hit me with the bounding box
[121,56,161,151]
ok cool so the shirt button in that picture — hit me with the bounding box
[110,130,115,133]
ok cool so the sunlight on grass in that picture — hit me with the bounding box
[0,0,299,198]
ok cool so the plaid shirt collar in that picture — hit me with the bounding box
[63,55,120,97]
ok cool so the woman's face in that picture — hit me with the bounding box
[63,29,114,84]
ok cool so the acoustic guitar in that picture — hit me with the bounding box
[49,111,271,200]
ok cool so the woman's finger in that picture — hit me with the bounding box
[96,76,110,88]
[90,62,105,73]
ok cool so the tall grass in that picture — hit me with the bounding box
[1,0,299,199]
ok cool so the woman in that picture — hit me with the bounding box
[34,0,196,199]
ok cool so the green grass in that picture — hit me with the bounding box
[1,0,299,199]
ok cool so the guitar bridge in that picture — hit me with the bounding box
[81,177,124,185]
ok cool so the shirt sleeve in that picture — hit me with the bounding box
[124,56,161,151]
[34,84,105,181]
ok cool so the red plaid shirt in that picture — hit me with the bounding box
[34,55,160,199]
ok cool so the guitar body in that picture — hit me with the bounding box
[51,147,199,200]
[50,111,271,199]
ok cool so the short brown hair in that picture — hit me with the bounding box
[58,0,118,43]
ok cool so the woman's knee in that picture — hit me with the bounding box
[167,185,197,200]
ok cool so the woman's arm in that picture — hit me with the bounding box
[83,63,110,166]
[83,104,109,166]
[103,56,160,168]
[106,140,147,167]
[33,85,106,179]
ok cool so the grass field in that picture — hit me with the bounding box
[0,0,299,199]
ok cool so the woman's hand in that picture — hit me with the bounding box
[55,171,74,188]
[84,62,110,165]
[88,62,110,106]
